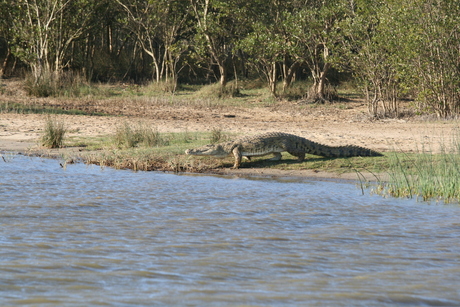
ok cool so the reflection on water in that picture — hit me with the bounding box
[1,155,460,306]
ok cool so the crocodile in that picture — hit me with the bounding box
[185,132,383,169]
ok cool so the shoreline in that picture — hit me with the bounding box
[1,89,457,184]
[0,138,385,183]
[1,79,459,203]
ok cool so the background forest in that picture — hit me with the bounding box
[1,0,460,118]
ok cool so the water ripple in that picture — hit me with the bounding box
[1,155,460,305]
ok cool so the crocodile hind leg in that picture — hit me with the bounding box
[268,152,282,161]
[288,151,305,161]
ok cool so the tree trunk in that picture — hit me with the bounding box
[190,0,228,89]
[282,61,300,93]
[219,64,227,88]
[107,24,113,54]
[1,48,12,78]
[269,62,277,97]
[316,62,331,98]
[308,62,331,102]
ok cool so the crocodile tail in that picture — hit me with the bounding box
[302,139,383,158]
[319,144,383,157]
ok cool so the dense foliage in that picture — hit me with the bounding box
[1,0,459,117]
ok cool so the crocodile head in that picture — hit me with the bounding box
[185,144,230,158]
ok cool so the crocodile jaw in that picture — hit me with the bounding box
[185,144,230,158]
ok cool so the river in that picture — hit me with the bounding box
[1,154,459,306]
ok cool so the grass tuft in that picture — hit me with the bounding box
[41,116,67,148]
[144,79,179,94]
[112,122,169,149]
[24,71,104,98]
[210,128,227,144]
[195,82,240,99]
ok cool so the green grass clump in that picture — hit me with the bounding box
[144,79,179,94]
[210,128,228,144]
[112,122,169,148]
[381,152,460,203]
[41,116,67,148]
[193,81,240,99]
[378,132,460,203]
[24,71,103,98]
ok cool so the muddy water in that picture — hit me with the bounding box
[1,155,459,306]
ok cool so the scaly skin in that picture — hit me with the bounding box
[185,132,383,169]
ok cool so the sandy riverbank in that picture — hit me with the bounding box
[1,78,458,180]
[1,111,457,181]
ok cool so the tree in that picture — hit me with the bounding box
[344,0,402,117]
[0,0,16,77]
[190,0,240,88]
[117,0,190,87]
[117,0,164,83]
[290,0,351,102]
[238,0,293,97]
[402,0,460,117]
[348,0,460,118]
[156,0,191,89]
[13,0,66,81]
[10,0,100,83]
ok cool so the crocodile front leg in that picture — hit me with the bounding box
[232,146,242,169]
